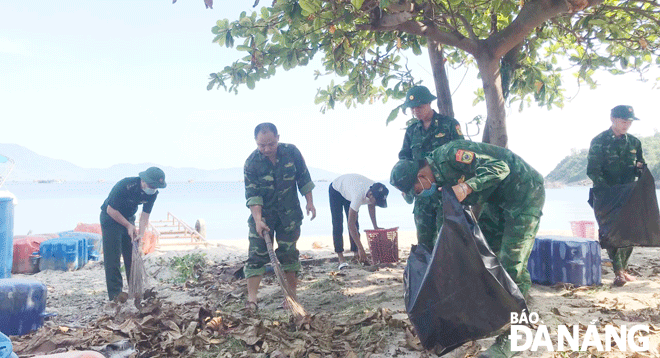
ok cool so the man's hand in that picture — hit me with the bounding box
[306,202,316,221]
[127,224,138,241]
[255,220,270,239]
[452,183,472,202]
[357,247,369,264]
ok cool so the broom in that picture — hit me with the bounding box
[263,231,308,321]
[128,235,147,304]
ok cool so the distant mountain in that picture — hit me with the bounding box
[0,143,340,182]
[545,132,660,185]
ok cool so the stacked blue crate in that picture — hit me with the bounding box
[38,236,86,271]
[528,235,601,287]
[58,231,101,261]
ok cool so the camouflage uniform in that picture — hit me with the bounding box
[399,112,463,249]
[243,143,315,278]
[425,141,545,297]
[587,128,645,273]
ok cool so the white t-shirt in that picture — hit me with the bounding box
[331,174,375,212]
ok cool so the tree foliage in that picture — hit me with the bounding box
[208,0,660,146]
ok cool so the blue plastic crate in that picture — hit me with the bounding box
[38,236,86,271]
[528,235,601,287]
[0,279,48,336]
[58,232,101,262]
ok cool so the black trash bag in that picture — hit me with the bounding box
[590,168,660,249]
[404,186,527,355]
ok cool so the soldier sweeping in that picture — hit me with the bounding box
[243,122,316,313]
[100,167,166,301]
[390,140,545,358]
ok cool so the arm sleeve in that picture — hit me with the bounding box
[142,193,157,214]
[244,158,263,207]
[398,127,413,160]
[459,152,511,193]
[452,119,465,140]
[293,146,315,196]
[637,140,645,164]
[586,139,607,187]
[106,181,126,211]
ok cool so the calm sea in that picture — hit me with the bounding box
[1,181,643,241]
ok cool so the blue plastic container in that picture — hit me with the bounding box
[0,279,48,336]
[58,231,101,261]
[38,236,87,271]
[528,235,602,287]
[0,197,14,279]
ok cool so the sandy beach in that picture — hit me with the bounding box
[8,229,660,358]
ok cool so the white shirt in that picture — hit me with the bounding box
[331,174,375,212]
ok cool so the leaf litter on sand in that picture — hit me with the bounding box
[11,258,422,358]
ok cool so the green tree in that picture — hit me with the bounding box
[207,0,659,147]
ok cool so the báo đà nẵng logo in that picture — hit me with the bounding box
[509,310,649,352]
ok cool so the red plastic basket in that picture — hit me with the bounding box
[364,227,399,265]
[570,221,596,239]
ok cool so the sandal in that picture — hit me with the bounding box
[338,262,350,270]
[613,273,626,287]
[243,301,258,314]
[623,271,637,282]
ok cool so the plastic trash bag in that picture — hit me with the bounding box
[590,168,660,249]
[404,186,527,355]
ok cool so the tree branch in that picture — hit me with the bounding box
[599,4,660,27]
[357,20,479,54]
[487,0,604,59]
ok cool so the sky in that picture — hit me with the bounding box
[1,0,658,181]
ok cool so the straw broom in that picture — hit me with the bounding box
[263,231,308,321]
[128,235,147,304]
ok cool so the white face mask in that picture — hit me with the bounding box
[143,187,157,195]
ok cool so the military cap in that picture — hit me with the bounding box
[611,105,640,120]
[390,159,420,204]
[402,86,437,109]
[139,167,167,188]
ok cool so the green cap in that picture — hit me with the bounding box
[139,167,167,189]
[611,105,640,120]
[402,86,437,109]
[390,160,419,204]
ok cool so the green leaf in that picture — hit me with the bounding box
[246,75,256,89]
[225,31,234,48]
[351,0,364,10]
[386,106,400,124]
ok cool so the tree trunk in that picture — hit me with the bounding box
[428,40,454,118]
[476,56,508,147]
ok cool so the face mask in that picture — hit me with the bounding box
[143,187,157,195]
[416,177,437,198]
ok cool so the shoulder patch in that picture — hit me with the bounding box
[435,132,446,138]
[455,149,475,164]
[456,124,463,136]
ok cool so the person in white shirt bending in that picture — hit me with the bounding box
[329,174,389,269]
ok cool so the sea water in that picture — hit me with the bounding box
[1,181,631,243]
